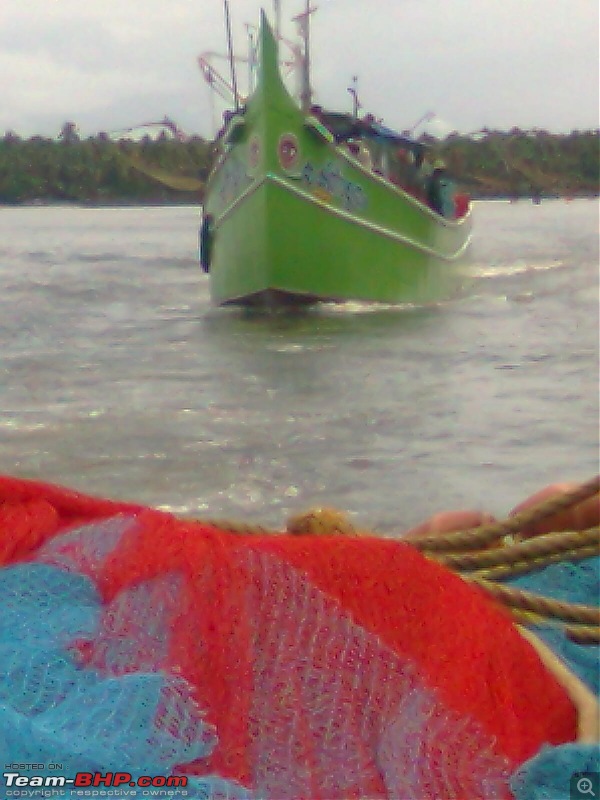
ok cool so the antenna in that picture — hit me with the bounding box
[348,75,360,119]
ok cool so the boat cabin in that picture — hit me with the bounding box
[310,109,465,218]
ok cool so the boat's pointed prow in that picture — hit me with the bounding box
[258,7,283,93]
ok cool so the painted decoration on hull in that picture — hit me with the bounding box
[278,134,300,172]
[213,155,253,215]
[300,159,368,212]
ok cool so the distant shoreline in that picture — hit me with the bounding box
[1,198,203,208]
[1,130,598,205]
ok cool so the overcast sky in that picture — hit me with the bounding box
[1,0,598,140]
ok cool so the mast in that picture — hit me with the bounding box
[246,24,257,93]
[295,0,313,112]
[223,0,240,109]
[273,0,282,42]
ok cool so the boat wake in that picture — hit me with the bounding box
[471,259,565,280]
[321,300,432,315]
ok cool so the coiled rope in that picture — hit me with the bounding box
[435,528,599,575]
[403,477,599,641]
[463,575,599,625]
[408,475,600,553]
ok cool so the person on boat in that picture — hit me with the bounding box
[406,148,432,202]
[426,158,456,218]
[394,147,427,199]
[415,148,433,180]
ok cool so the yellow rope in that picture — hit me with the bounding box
[434,528,599,572]
[464,575,600,625]
[199,518,276,535]
[467,544,600,581]
[566,626,600,645]
[409,475,600,552]
[507,607,555,627]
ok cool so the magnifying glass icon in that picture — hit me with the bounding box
[577,777,596,797]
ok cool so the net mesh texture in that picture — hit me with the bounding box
[0,475,597,800]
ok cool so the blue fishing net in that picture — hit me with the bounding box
[507,557,600,800]
[0,554,251,800]
[510,744,600,800]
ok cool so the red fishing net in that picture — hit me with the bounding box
[0,475,578,799]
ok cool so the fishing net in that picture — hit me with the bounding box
[0,475,593,799]
[506,556,600,799]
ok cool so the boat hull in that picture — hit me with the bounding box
[209,173,471,307]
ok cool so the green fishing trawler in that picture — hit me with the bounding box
[200,8,472,307]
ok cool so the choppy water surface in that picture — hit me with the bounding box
[0,200,598,531]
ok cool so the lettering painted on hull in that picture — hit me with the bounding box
[300,160,367,212]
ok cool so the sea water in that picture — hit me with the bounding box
[0,199,598,532]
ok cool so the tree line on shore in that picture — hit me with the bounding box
[0,124,597,205]
[439,128,599,199]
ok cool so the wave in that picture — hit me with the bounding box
[322,301,421,315]
[471,259,565,279]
